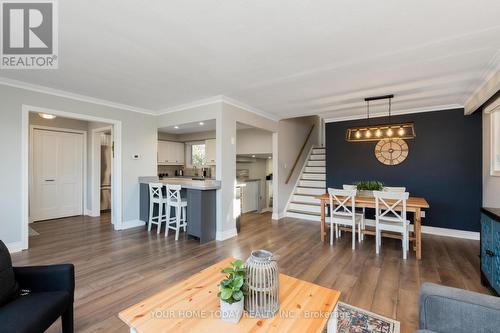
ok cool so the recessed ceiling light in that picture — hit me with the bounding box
[38,113,56,120]
[199,122,204,126]
[174,125,179,129]
[268,156,272,159]
[252,155,256,158]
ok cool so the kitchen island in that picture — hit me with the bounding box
[139,177,220,243]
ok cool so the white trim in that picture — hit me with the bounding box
[0,77,155,115]
[216,228,238,241]
[490,111,500,176]
[91,126,113,217]
[324,104,462,123]
[22,105,123,250]
[158,95,281,122]
[29,125,88,223]
[5,241,24,253]
[421,226,479,240]
[116,219,146,230]
[272,212,286,220]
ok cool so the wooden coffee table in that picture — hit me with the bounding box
[119,257,340,332]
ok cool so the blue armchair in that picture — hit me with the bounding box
[0,240,74,333]
[417,283,500,333]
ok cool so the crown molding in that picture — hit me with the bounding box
[0,77,156,115]
[158,95,281,122]
[324,104,463,123]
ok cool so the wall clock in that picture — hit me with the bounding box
[374,139,409,165]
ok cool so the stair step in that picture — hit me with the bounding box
[309,155,325,160]
[292,194,321,204]
[305,166,325,173]
[312,148,325,154]
[299,180,326,188]
[302,173,326,180]
[288,202,321,213]
[296,187,326,195]
[308,160,325,167]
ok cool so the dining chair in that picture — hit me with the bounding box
[148,183,168,234]
[373,190,410,259]
[343,184,366,240]
[328,188,364,249]
[165,184,188,240]
[383,186,406,192]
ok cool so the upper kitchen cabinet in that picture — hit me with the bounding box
[205,139,216,165]
[158,141,185,165]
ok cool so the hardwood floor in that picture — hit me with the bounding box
[12,213,489,333]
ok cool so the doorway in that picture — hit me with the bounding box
[91,126,113,218]
[22,105,123,250]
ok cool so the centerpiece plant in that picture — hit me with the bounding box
[218,260,247,323]
[354,180,384,191]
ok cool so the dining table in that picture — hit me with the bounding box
[315,193,430,260]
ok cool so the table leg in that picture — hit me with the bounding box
[320,199,326,242]
[415,208,422,260]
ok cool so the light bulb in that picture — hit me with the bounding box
[376,129,382,137]
[398,127,405,136]
[365,130,371,138]
[387,128,393,137]
[355,131,361,139]
[39,113,56,120]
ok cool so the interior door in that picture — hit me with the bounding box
[32,129,84,221]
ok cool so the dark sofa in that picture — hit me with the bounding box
[0,240,74,333]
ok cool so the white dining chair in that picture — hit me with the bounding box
[165,184,188,240]
[373,190,410,259]
[343,184,366,240]
[148,183,167,234]
[328,188,364,249]
[383,186,406,192]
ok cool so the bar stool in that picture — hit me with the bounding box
[148,183,167,234]
[165,184,187,240]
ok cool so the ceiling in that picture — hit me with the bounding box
[159,119,253,134]
[1,1,499,120]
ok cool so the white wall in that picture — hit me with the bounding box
[0,84,157,249]
[483,96,500,208]
[276,116,321,216]
[236,128,272,154]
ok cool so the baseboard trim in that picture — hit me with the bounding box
[272,212,286,220]
[421,226,479,240]
[116,219,145,230]
[84,209,100,217]
[5,241,25,253]
[216,228,238,241]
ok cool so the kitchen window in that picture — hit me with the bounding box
[190,142,206,167]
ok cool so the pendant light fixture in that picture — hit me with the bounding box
[345,94,416,142]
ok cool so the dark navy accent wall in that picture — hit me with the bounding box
[326,108,482,232]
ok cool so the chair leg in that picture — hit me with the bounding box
[157,202,163,234]
[165,205,170,238]
[375,228,380,255]
[182,206,187,232]
[61,305,74,333]
[175,206,180,241]
[351,224,355,250]
[148,201,154,231]
[358,222,361,243]
[330,223,333,245]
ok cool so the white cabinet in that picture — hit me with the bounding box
[205,139,216,165]
[241,180,260,213]
[158,141,185,165]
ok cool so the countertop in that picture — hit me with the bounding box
[139,177,220,190]
[482,207,500,221]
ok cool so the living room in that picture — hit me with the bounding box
[1,1,500,333]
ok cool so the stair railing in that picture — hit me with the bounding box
[285,124,315,184]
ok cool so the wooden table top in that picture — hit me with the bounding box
[315,193,430,209]
[119,257,340,333]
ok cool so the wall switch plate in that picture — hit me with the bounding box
[132,154,140,160]
[421,211,426,218]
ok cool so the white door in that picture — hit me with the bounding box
[32,129,84,221]
[241,181,259,213]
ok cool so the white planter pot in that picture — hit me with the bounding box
[357,190,374,197]
[220,297,244,324]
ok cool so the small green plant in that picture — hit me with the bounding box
[354,180,384,191]
[218,260,247,304]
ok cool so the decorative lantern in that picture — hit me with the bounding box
[244,250,279,318]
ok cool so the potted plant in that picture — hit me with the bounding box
[218,259,246,324]
[354,180,384,197]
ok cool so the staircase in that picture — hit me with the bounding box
[286,146,326,221]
